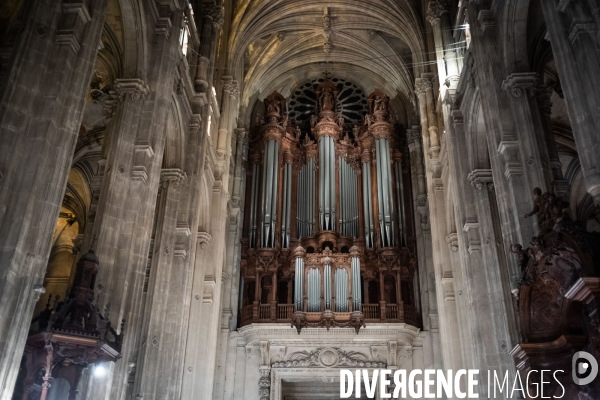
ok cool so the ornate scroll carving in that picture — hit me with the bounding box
[272,347,385,368]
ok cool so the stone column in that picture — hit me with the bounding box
[536,87,569,196]
[194,4,224,93]
[133,169,186,400]
[0,1,107,397]
[82,12,183,398]
[540,0,600,203]
[258,341,271,400]
[448,108,519,397]
[426,0,460,93]
[415,76,440,160]
[501,73,554,191]
[216,78,238,161]
[213,129,248,400]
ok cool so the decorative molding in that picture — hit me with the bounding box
[271,347,386,369]
[467,169,493,190]
[160,168,187,188]
[56,1,91,54]
[202,275,216,304]
[463,218,481,254]
[114,79,150,102]
[501,73,538,98]
[446,233,459,252]
[131,143,155,182]
[197,231,212,249]
[477,9,495,32]
[568,22,596,44]
[498,140,523,179]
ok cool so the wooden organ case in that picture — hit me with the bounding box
[239,79,418,333]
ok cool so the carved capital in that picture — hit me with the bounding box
[446,233,459,252]
[414,78,433,96]
[114,79,150,102]
[160,168,187,189]
[467,169,493,190]
[197,231,212,249]
[201,4,224,29]
[426,0,449,24]
[222,80,239,98]
[406,129,422,145]
[501,73,539,98]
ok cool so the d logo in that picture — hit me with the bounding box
[572,351,599,386]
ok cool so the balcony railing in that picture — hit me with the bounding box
[240,301,418,327]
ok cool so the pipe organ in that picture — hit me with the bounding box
[240,79,418,333]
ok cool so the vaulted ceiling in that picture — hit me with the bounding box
[228,0,428,124]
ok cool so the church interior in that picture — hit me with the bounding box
[1,0,600,399]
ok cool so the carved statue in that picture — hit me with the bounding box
[373,94,389,112]
[264,91,286,119]
[337,112,345,127]
[266,98,281,116]
[319,87,334,111]
[524,187,549,222]
[295,126,301,138]
[524,187,570,233]
[510,244,528,276]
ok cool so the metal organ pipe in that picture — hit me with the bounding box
[335,268,348,312]
[281,162,292,248]
[261,140,279,247]
[319,136,336,231]
[308,268,320,312]
[362,161,374,247]
[324,264,332,310]
[294,256,304,311]
[296,160,316,239]
[249,163,260,248]
[375,138,395,247]
[351,256,361,311]
[338,158,359,238]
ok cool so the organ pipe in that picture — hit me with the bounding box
[319,136,336,231]
[335,268,348,312]
[324,264,332,310]
[249,162,260,248]
[296,159,316,239]
[281,162,292,248]
[362,160,375,247]
[294,250,305,311]
[308,268,320,312]
[339,158,359,237]
[376,138,395,247]
[351,254,361,311]
[260,139,279,247]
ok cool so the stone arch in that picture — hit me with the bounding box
[197,173,211,233]
[502,0,532,73]
[163,97,186,170]
[117,0,149,79]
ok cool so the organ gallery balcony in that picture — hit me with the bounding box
[239,81,420,333]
